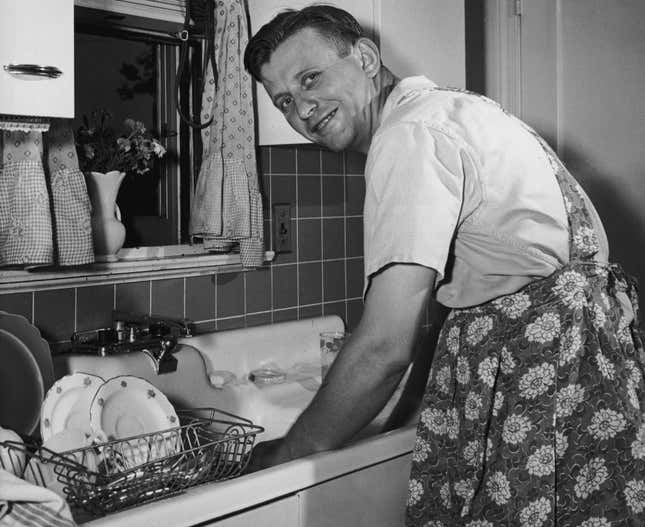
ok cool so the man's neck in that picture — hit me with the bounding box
[357,66,400,154]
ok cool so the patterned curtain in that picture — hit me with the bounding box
[189,0,264,268]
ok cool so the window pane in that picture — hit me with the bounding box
[74,31,166,247]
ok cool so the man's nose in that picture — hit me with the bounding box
[295,96,317,120]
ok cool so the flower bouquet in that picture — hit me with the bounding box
[75,108,166,175]
[75,109,167,262]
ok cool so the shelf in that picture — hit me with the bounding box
[0,249,275,292]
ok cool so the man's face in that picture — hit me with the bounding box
[259,27,374,152]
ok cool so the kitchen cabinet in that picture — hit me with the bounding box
[0,0,74,118]
[247,0,465,145]
[196,453,411,526]
[298,453,412,527]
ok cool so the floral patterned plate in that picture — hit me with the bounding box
[40,372,105,442]
[89,376,180,467]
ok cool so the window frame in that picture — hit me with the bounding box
[0,16,272,292]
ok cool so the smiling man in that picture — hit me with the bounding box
[243,5,645,526]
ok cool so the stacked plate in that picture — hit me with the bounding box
[39,374,180,469]
[0,311,55,435]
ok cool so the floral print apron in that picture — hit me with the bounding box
[406,100,645,526]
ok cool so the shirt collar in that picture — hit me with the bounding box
[380,76,438,125]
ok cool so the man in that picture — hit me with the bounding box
[244,5,645,525]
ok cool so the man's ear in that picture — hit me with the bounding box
[356,37,381,78]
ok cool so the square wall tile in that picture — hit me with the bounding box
[273,308,297,323]
[0,292,32,321]
[271,145,297,174]
[34,288,75,341]
[323,260,346,302]
[299,261,322,306]
[345,151,366,174]
[298,175,321,218]
[322,218,345,260]
[297,218,321,262]
[346,217,364,258]
[321,149,343,174]
[346,258,364,299]
[246,312,272,327]
[272,264,297,309]
[297,146,321,174]
[76,284,114,332]
[186,275,216,322]
[299,304,322,320]
[346,175,365,216]
[151,278,184,319]
[322,175,344,217]
[217,316,245,331]
[271,175,297,217]
[217,272,245,318]
[116,281,151,315]
[245,267,272,313]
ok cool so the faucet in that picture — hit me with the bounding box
[70,311,195,375]
[112,311,194,339]
[110,311,194,374]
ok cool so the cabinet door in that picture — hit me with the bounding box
[0,0,74,117]
[298,453,412,527]
[246,0,379,145]
[379,0,465,89]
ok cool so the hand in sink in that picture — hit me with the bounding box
[245,437,289,473]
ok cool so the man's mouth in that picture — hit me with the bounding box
[311,109,337,134]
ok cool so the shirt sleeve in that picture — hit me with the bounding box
[363,120,466,297]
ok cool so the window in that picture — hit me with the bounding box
[74,18,202,247]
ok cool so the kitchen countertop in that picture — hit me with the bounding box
[81,425,416,527]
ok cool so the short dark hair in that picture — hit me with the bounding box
[244,4,364,82]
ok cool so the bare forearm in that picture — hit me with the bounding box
[283,334,409,457]
[251,264,437,469]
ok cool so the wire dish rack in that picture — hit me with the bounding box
[0,408,263,518]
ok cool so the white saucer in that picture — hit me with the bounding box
[40,372,105,442]
[42,428,102,473]
[89,376,180,466]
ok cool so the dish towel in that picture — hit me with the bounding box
[189,0,264,268]
[0,131,53,266]
[0,122,94,267]
[0,469,77,527]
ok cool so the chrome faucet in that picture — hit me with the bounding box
[111,311,195,374]
[70,312,195,375]
[113,311,194,339]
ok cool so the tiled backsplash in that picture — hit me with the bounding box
[0,145,369,345]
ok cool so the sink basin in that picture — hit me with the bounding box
[53,316,405,442]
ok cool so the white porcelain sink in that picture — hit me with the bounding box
[53,316,404,442]
[54,316,417,527]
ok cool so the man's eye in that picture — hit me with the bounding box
[302,72,319,89]
[278,97,293,112]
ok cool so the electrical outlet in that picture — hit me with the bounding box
[273,203,292,253]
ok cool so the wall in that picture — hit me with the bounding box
[517,0,645,288]
[0,145,369,345]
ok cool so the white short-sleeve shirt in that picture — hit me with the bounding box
[363,77,608,308]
